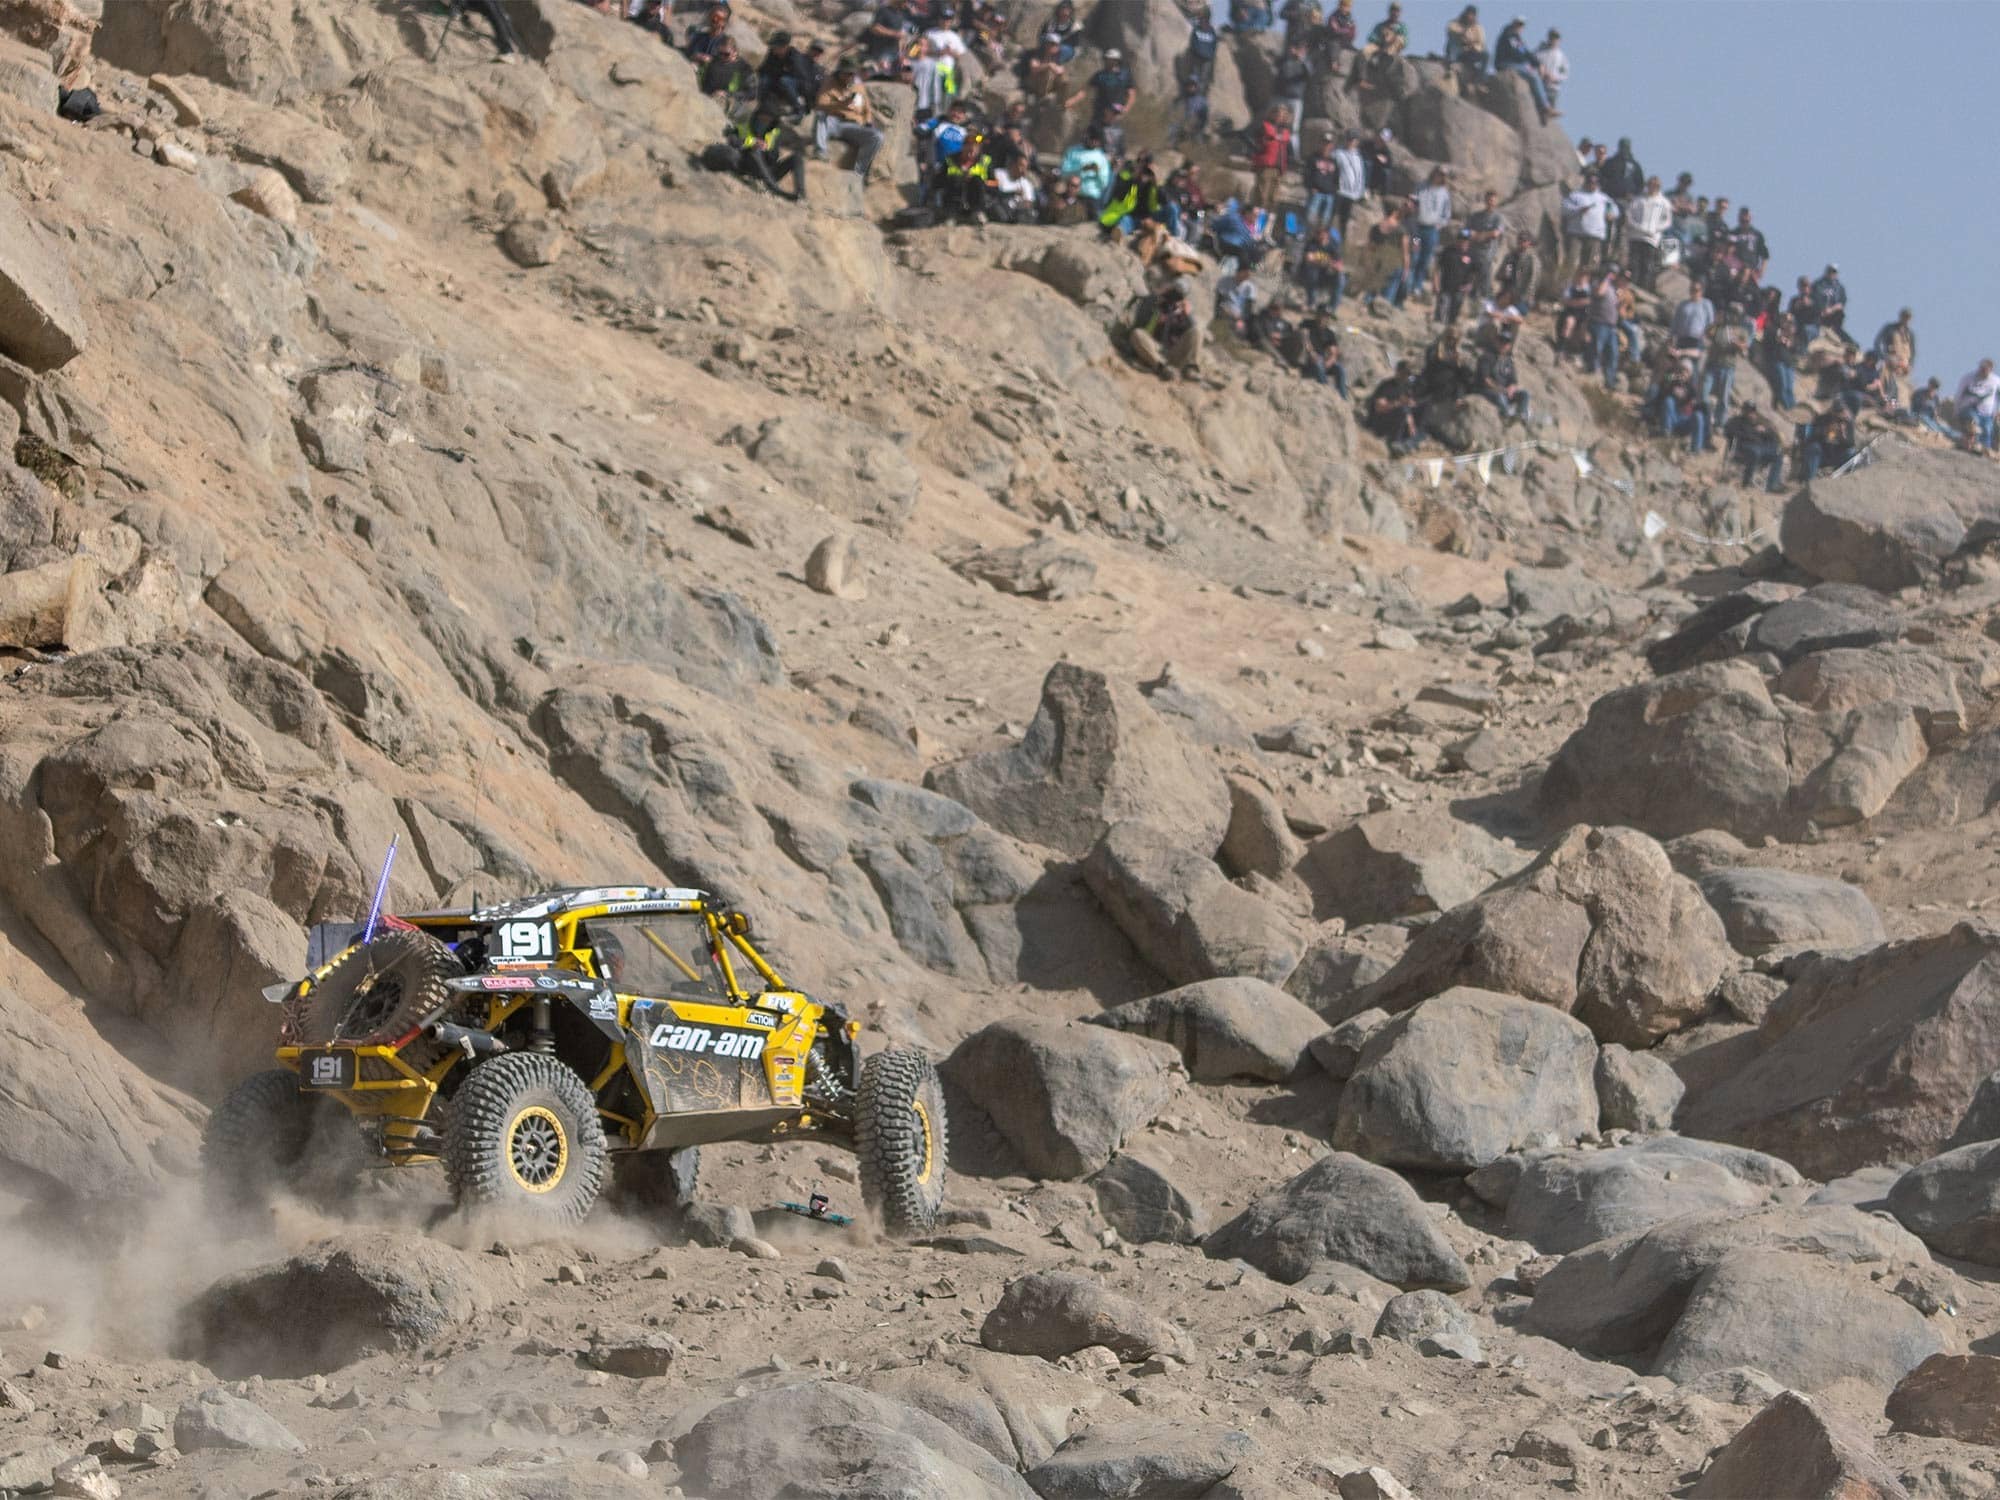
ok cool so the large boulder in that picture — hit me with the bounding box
[1887,1353,2000,1446]
[926,663,1229,859]
[1344,887,1589,1021]
[174,1388,305,1454]
[0,982,199,1212]
[1523,1205,1929,1360]
[1696,867,1886,955]
[864,1350,1105,1470]
[1300,808,1526,925]
[0,188,89,371]
[1652,1248,1946,1394]
[1680,924,2000,1178]
[1594,1045,1685,1133]
[673,1381,1036,1500]
[1779,441,1998,591]
[1482,1136,1798,1254]
[1690,1391,1911,1500]
[1333,987,1599,1172]
[1082,821,1302,987]
[1202,1151,1471,1290]
[1539,659,1930,843]
[1086,977,1326,1082]
[1743,584,1899,665]
[1089,1152,1207,1245]
[980,1271,1191,1363]
[183,1234,488,1377]
[942,1017,1178,1180]
[1887,1140,2000,1266]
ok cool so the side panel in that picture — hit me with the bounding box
[623,998,781,1115]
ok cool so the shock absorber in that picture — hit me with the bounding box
[530,995,555,1054]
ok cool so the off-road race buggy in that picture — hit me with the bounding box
[202,886,948,1234]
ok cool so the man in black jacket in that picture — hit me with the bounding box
[757,31,818,115]
[1600,136,1643,252]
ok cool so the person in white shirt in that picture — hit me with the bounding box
[1958,358,2000,451]
[1560,171,1617,274]
[1536,28,1568,106]
[912,18,967,119]
[1331,130,1368,238]
[1623,174,1673,290]
[993,160,1039,220]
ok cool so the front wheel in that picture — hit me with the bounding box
[442,1053,608,1226]
[203,1069,318,1211]
[855,1049,947,1237]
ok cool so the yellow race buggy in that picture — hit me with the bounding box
[201,886,947,1234]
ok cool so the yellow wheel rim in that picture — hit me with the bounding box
[506,1106,568,1194]
[912,1098,936,1186]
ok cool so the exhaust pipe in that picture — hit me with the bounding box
[426,1021,509,1060]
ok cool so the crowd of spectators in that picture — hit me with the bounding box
[555,0,1994,475]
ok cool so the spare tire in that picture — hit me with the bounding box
[282,929,460,1047]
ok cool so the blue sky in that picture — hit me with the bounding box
[1390,0,1996,388]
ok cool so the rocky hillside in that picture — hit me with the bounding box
[4,2,2000,1497]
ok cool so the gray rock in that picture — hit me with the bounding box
[1300,808,1526,925]
[980,1271,1191,1363]
[674,1381,1035,1500]
[1680,923,2000,1179]
[943,1017,1177,1180]
[1780,440,1993,591]
[0,187,88,371]
[1502,1137,1797,1254]
[1202,1152,1470,1291]
[1309,1007,1390,1081]
[184,1234,488,1378]
[1087,977,1326,1082]
[1506,564,1614,626]
[953,540,1097,601]
[174,1388,305,1453]
[1284,925,1409,1018]
[1696,867,1885,955]
[1024,1420,1254,1499]
[499,217,566,268]
[1219,775,1303,881]
[1346,886,1590,1020]
[1083,822,1301,988]
[1372,1289,1473,1347]
[1887,1140,2000,1266]
[1334,988,1598,1172]
[1645,583,1802,674]
[1690,1391,1909,1500]
[1524,1204,1928,1358]
[1089,1152,1207,1245]
[864,1349,1103,1470]
[1680,1366,1788,1408]
[1653,1248,1945,1393]
[1949,1070,2000,1150]
[926,663,1228,860]
[684,1203,756,1248]
[1594,1045,1685,1133]
[1744,584,1898,664]
[587,1326,683,1377]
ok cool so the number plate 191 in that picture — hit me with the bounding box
[299,1050,356,1089]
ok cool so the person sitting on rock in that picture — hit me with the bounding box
[1445,5,1487,73]
[699,36,752,106]
[937,129,996,221]
[1354,0,1408,89]
[1209,198,1263,270]
[683,6,733,62]
[1907,377,1953,439]
[965,0,1009,67]
[1306,314,1353,396]
[1421,323,1473,403]
[1320,0,1358,65]
[756,31,817,116]
[1041,173,1087,225]
[1257,298,1301,371]
[1801,403,1856,478]
[1812,263,1851,348]
[1723,400,1786,492]
[1295,223,1347,311]
[814,65,884,182]
[1058,126,1112,210]
[731,102,806,202]
[1493,18,1555,121]
[1475,327,1530,423]
[1098,154,1165,239]
[1216,265,1261,338]
[1039,0,1082,61]
[1127,284,1206,381]
[1655,357,1710,453]
[864,0,915,77]
[1367,360,1425,454]
[1552,273,1593,360]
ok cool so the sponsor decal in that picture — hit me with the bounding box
[648,1022,766,1060]
[479,976,535,991]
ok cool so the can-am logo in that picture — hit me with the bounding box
[649,1023,765,1060]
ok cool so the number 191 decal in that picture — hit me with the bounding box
[496,919,555,962]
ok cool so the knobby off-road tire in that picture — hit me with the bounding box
[203,1069,318,1210]
[443,1053,608,1226]
[285,929,458,1048]
[856,1048,948,1237]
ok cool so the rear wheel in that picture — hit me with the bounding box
[856,1049,947,1237]
[203,1069,317,1210]
[282,930,459,1071]
[443,1053,607,1226]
